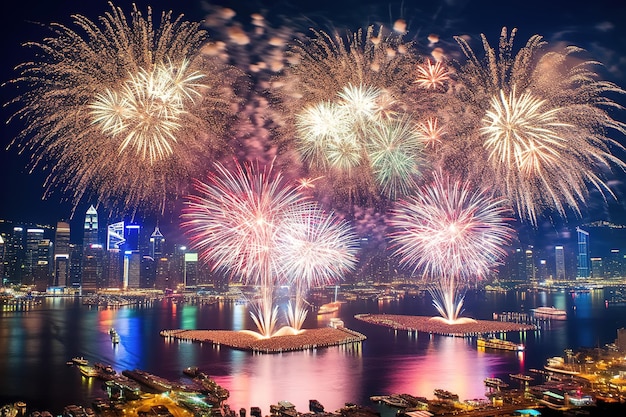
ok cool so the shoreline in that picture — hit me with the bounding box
[354,313,536,336]
[160,326,367,353]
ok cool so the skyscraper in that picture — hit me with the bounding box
[53,221,71,287]
[576,227,590,280]
[123,224,141,289]
[555,245,566,281]
[149,226,164,260]
[83,205,99,247]
[25,228,44,286]
[525,247,536,284]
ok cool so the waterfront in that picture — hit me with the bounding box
[2,287,626,414]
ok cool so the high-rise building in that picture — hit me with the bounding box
[0,234,5,282]
[576,227,590,279]
[53,221,71,287]
[525,247,536,284]
[149,226,164,259]
[555,245,566,281]
[82,244,104,292]
[107,221,125,251]
[590,257,603,280]
[24,228,45,286]
[538,259,548,281]
[69,243,83,289]
[34,239,52,291]
[606,249,623,279]
[122,224,141,289]
[83,205,99,247]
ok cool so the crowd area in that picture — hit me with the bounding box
[354,314,535,337]
[161,327,366,353]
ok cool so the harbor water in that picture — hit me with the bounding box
[1,288,626,414]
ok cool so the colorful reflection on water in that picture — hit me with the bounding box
[1,289,626,413]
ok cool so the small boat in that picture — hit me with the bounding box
[317,302,340,314]
[78,365,99,378]
[72,356,88,366]
[531,306,567,317]
[477,337,524,351]
[509,373,534,382]
[484,377,509,388]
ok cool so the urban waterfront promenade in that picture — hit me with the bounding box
[160,327,366,353]
[355,314,535,336]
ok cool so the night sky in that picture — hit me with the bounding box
[1,0,626,242]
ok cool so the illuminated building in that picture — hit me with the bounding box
[25,228,44,286]
[105,221,125,288]
[0,234,4,282]
[53,221,70,287]
[123,224,141,289]
[525,247,536,284]
[149,226,164,259]
[34,239,52,291]
[555,245,565,281]
[538,259,548,281]
[606,249,623,279]
[576,227,590,279]
[82,244,104,292]
[590,257,603,279]
[83,205,99,247]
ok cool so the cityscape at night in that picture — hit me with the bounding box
[2,1,626,417]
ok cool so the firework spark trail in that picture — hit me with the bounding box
[275,26,434,204]
[446,27,626,225]
[5,2,242,215]
[276,204,359,330]
[181,161,359,336]
[389,171,514,322]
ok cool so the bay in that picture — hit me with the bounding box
[1,288,626,414]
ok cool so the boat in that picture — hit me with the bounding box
[78,365,99,378]
[484,377,509,388]
[72,356,88,366]
[110,328,120,344]
[183,366,200,378]
[544,356,580,375]
[317,302,340,314]
[477,337,524,351]
[531,306,567,317]
[318,285,341,314]
[509,373,534,382]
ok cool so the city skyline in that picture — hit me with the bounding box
[1,0,626,233]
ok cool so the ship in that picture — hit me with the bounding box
[78,365,99,378]
[509,373,534,382]
[317,302,340,314]
[109,328,120,344]
[531,306,567,317]
[544,356,580,375]
[72,356,88,366]
[477,337,524,351]
[484,377,509,389]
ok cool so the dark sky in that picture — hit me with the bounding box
[1,0,626,238]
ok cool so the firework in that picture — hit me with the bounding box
[274,26,431,203]
[389,172,514,323]
[181,160,359,336]
[276,205,359,330]
[6,3,242,215]
[292,83,426,200]
[413,59,450,90]
[448,27,626,224]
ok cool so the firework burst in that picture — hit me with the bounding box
[389,172,514,323]
[277,205,359,330]
[181,160,359,336]
[274,26,431,203]
[448,27,626,224]
[6,2,242,215]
